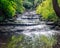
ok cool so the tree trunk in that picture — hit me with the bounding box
[52,0,60,18]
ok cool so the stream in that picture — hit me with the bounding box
[0,11,60,48]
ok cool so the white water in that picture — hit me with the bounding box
[0,11,59,48]
[16,11,58,37]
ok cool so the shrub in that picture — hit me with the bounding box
[23,1,33,9]
[40,35,57,48]
[23,0,33,9]
[0,0,25,21]
[36,0,59,22]
[0,0,16,20]
[23,0,42,9]
[4,5,16,18]
[7,35,24,48]
[13,0,25,13]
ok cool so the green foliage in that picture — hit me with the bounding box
[5,5,16,18]
[0,0,25,21]
[23,0,42,9]
[33,0,45,7]
[7,35,24,48]
[23,0,33,9]
[12,0,25,13]
[40,35,57,48]
[6,34,57,48]
[36,0,59,22]
[0,0,16,20]
[58,0,60,6]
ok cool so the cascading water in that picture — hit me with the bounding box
[11,10,59,48]
[15,11,58,36]
[0,11,59,48]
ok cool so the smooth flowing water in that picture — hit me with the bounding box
[0,11,59,48]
